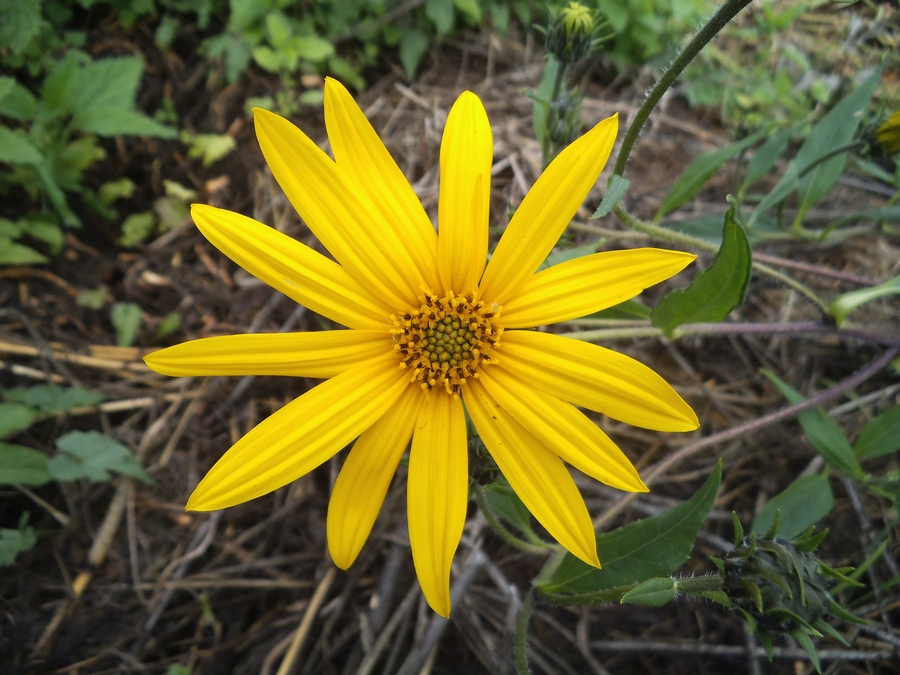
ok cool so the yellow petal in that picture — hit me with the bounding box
[192,204,387,330]
[328,385,425,569]
[144,330,392,379]
[254,108,424,309]
[437,92,492,294]
[478,367,647,493]
[186,352,409,511]
[407,390,468,617]
[478,115,618,305]
[499,331,699,432]
[499,248,696,328]
[464,379,599,568]
[324,78,440,290]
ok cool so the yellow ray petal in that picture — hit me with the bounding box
[191,204,387,330]
[478,115,618,305]
[324,78,440,290]
[328,385,425,569]
[477,367,647,493]
[186,352,409,511]
[464,379,599,568]
[499,331,699,432]
[437,92,492,294]
[144,330,393,379]
[499,248,695,328]
[407,390,468,617]
[254,108,424,309]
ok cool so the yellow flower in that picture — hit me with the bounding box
[876,110,900,156]
[145,78,699,617]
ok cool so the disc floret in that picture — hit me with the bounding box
[391,291,502,395]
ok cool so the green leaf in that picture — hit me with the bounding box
[0,443,52,486]
[265,12,292,50]
[761,370,864,478]
[155,312,182,340]
[42,51,88,115]
[182,132,237,167]
[0,237,47,265]
[3,384,104,413]
[620,577,678,606]
[827,275,900,327]
[532,56,559,146]
[72,57,144,114]
[453,0,482,24]
[292,35,334,62]
[50,430,151,483]
[0,78,38,121]
[0,403,37,438]
[77,285,109,309]
[0,0,41,54]
[98,178,136,205]
[19,215,63,253]
[399,29,429,80]
[0,127,42,165]
[251,45,282,73]
[833,205,900,226]
[481,477,536,539]
[111,302,142,346]
[650,198,751,337]
[0,514,36,567]
[119,211,157,248]
[74,108,177,139]
[751,69,881,224]
[740,129,791,191]
[591,175,630,219]
[655,129,766,220]
[425,0,455,34]
[854,407,900,459]
[751,473,834,539]
[538,460,721,596]
[589,298,652,320]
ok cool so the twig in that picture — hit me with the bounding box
[276,566,337,675]
[595,347,900,528]
[589,639,894,662]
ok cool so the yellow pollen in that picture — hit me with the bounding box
[391,291,502,396]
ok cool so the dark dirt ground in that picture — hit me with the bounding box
[2,9,900,675]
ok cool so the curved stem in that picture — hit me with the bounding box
[515,589,535,675]
[612,0,754,177]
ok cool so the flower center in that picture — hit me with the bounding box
[391,291,502,396]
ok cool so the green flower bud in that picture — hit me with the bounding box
[545,2,596,64]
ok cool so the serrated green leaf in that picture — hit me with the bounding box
[111,302,142,346]
[0,78,38,121]
[183,132,237,167]
[3,384,104,413]
[751,473,834,539]
[98,178,136,205]
[655,129,766,220]
[854,407,900,458]
[72,57,144,115]
[0,514,36,566]
[399,29,429,80]
[592,175,630,219]
[74,108,177,139]
[42,51,88,115]
[650,198,750,336]
[50,430,151,483]
[0,127,42,165]
[425,0,455,34]
[827,275,900,327]
[538,460,721,595]
[0,0,41,54]
[0,403,37,438]
[751,69,881,225]
[761,370,864,478]
[620,577,678,606]
[0,443,52,486]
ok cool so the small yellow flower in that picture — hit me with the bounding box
[145,78,699,617]
[876,110,900,156]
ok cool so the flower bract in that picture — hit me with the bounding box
[145,78,699,617]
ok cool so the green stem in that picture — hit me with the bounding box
[612,0,754,177]
[515,589,534,675]
[612,203,830,312]
[474,486,552,555]
[796,141,865,179]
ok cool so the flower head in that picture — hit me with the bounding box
[875,110,900,156]
[145,79,699,617]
